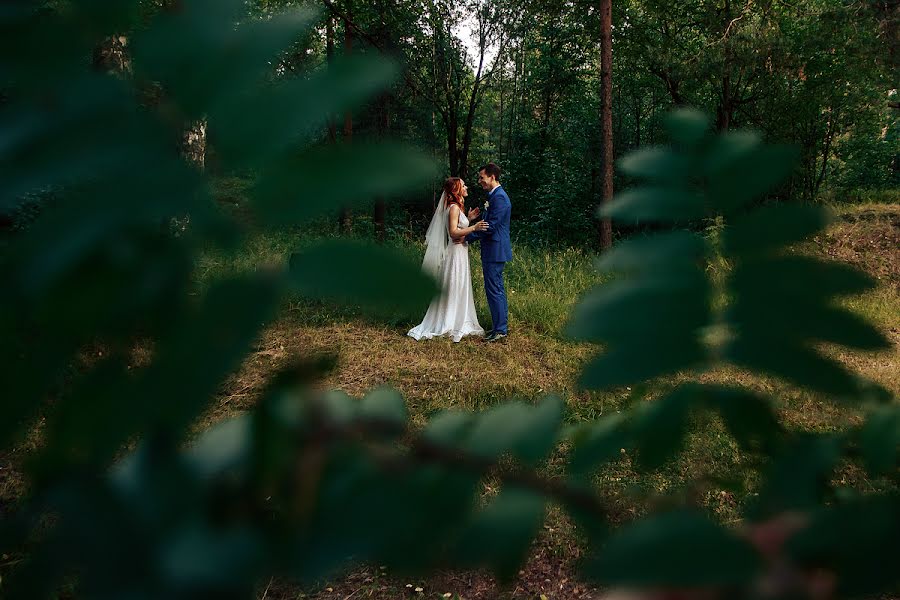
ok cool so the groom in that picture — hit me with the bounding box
[464,162,512,342]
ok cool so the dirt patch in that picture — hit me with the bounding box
[816,209,900,290]
[260,524,602,600]
[206,319,596,428]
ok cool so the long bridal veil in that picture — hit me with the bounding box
[421,191,449,280]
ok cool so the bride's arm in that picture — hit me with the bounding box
[449,205,488,241]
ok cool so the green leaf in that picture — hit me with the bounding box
[589,510,762,585]
[726,336,867,398]
[579,337,706,390]
[160,524,264,588]
[465,396,565,465]
[0,8,96,87]
[702,130,764,174]
[748,435,841,519]
[664,109,711,147]
[786,495,900,596]
[320,390,358,426]
[288,240,438,316]
[109,439,200,529]
[566,273,710,341]
[452,487,546,580]
[571,229,712,390]
[14,224,195,333]
[252,388,309,488]
[252,142,435,225]
[600,186,707,223]
[132,1,318,117]
[568,414,630,476]
[0,76,193,210]
[32,356,143,473]
[617,146,691,182]
[710,387,782,453]
[0,338,75,450]
[724,203,833,256]
[211,56,400,167]
[140,276,279,435]
[859,406,900,477]
[704,133,799,212]
[728,301,890,351]
[186,416,253,479]
[422,410,474,449]
[32,275,272,473]
[359,387,408,433]
[631,386,697,470]
[730,255,875,301]
[67,0,141,37]
[593,231,708,274]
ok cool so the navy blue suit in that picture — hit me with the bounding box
[467,185,512,334]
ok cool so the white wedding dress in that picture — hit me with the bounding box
[408,200,484,343]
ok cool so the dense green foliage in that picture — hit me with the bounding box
[252,0,897,246]
[1,1,897,599]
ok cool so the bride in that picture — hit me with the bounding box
[408,177,489,343]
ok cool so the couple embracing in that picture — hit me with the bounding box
[408,163,512,343]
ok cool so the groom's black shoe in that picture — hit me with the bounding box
[485,331,508,343]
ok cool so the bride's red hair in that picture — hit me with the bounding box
[443,177,464,210]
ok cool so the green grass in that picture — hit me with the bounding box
[197,204,899,422]
[197,229,604,335]
[198,204,899,532]
[503,246,601,335]
[819,188,900,206]
[6,199,894,600]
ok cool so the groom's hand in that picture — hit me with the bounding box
[467,207,480,221]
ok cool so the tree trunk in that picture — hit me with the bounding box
[434,19,460,177]
[814,107,838,199]
[339,11,354,234]
[598,0,613,251]
[651,65,685,107]
[716,72,733,131]
[342,15,354,142]
[716,0,733,132]
[326,15,337,144]
[373,1,389,243]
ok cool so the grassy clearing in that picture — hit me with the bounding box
[197,228,603,335]
[2,201,896,600]
[187,202,900,599]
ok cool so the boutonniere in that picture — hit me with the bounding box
[483,200,490,210]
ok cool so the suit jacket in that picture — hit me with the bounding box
[467,185,513,262]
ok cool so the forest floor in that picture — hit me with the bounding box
[195,202,899,600]
[1,202,897,600]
